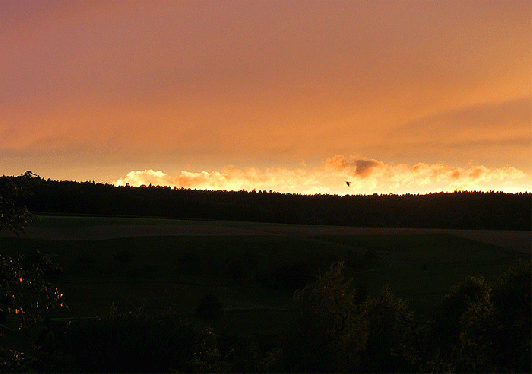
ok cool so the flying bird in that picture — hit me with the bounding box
[346,181,351,187]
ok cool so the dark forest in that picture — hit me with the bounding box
[7,173,531,230]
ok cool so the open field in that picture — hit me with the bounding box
[1,216,529,336]
[2,215,530,253]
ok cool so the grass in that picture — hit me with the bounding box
[314,234,526,316]
[28,215,201,228]
[2,216,528,335]
[27,215,299,229]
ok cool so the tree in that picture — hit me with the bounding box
[429,275,492,358]
[281,262,368,372]
[427,261,531,373]
[0,171,35,235]
[0,252,64,329]
[0,172,64,371]
[361,284,418,372]
[457,260,531,373]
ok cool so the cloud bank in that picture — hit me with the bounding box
[114,156,528,195]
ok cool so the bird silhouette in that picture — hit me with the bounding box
[346,181,351,187]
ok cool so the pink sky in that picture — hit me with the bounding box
[1,0,530,194]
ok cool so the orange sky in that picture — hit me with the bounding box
[1,0,530,194]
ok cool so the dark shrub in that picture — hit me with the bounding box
[425,261,531,373]
[44,311,221,373]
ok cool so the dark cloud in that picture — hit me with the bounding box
[355,159,382,177]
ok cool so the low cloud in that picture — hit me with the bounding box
[114,155,529,195]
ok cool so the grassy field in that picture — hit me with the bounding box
[1,216,528,337]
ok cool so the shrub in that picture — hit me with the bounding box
[0,251,65,329]
[41,310,222,373]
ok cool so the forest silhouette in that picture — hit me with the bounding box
[10,173,531,230]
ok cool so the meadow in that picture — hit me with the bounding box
[1,214,530,372]
[2,216,527,334]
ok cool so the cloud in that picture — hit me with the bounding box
[391,97,532,150]
[114,156,529,194]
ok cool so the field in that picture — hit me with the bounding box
[1,216,529,338]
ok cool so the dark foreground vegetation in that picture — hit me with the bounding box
[8,172,532,230]
[0,173,531,372]
[1,248,529,373]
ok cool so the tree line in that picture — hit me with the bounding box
[6,173,531,230]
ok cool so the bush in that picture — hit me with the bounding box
[40,310,222,373]
[0,251,65,329]
[281,263,418,372]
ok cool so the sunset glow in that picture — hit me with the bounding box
[114,156,527,195]
[2,1,530,194]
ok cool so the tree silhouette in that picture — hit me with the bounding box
[0,171,35,235]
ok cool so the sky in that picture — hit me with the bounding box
[1,0,531,195]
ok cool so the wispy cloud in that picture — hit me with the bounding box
[114,156,529,194]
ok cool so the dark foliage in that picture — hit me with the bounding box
[429,275,492,358]
[425,260,531,373]
[10,175,530,230]
[360,285,418,372]
[0,251,65,372]
[0,251,64,329]
[0,172,36,235]
[35,309,222,373]
[487,259,531,372]
[280,263,419,373]
[281,262,367,372]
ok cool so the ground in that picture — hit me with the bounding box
[1,217,529,254]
